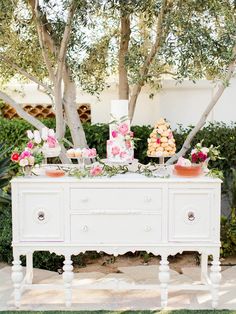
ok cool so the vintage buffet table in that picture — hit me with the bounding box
[11,173,222,308]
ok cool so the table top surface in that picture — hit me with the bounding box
[11,172,222,184]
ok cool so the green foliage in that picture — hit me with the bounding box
[0,144,11,205]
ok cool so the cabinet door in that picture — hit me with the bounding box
[19,189,64,241]
[169,189,214,242]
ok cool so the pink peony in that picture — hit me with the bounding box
[27,141,34,149]
[118,123,129,135]
[111,130,118,138]
[88,148,97,158]
[20,150,31,159]
[47,135,57,148]
[112,146,120,156]
[90,165,103,176]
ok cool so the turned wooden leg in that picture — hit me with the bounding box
[63,255,74,307]
[11,251,23,308]
[159,254,170,308]
[25,252,33,284]
[210,252,221,308]
[201,253,208,283]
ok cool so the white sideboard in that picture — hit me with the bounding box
[11,173,222,308]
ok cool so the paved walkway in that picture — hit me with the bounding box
[0,264,236,310]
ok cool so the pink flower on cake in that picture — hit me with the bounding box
[111,130,118,138]
[112,146,120,156]
[118,123,129,135]
[125,140,131,149]
[120,151,127,158]
[90,165,103,176]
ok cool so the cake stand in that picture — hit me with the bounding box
[147,154,172,177]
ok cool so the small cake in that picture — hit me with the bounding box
[106,100,134,162]
[66,148,75,158]
[147,118,176,157]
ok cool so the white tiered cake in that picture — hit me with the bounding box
[106,100,134,162]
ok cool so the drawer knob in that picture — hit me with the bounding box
[37,211,45,221]
[188,211,195,221]
[144,196,152,203]
[81,225,88,232]
[144,226,152,232]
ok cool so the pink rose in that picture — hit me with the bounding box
[27,141,34,149]
[118,123,129,135]
[88,148,97,158]
[168,132,173,139]
[47,135,57,148]
[111,130,118,138]
[90,165,103,176]
[19,150,31,160]
[112,146,120,156]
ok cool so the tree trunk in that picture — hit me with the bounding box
[167,45,236,165]
[118,15,131,100]
[63,67,87,148]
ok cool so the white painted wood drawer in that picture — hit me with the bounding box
[70,214,162,244]
[169,189,213,242]
[18,189,64,241]
[70,188,162,211]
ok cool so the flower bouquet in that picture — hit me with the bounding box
[174,141,221,177]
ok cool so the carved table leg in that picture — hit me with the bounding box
[63,255,74,307]
[11,251,23,308]
[210,252,221,308]
[201,253,208,283]
[159,254,170,308]
[25,252,33,284]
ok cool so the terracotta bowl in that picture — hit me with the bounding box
[45,169,65,178]
[173,164,203,177]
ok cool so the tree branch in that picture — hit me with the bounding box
[167,43,236,165]
[0,55,53,95]
[129,0,168,120]
[32,0,56,84]
[0,90,46,130]
[56,0,76,81]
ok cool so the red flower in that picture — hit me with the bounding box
[198,151,207,161]
[191,153,198,163]
[156,138,161,144]
[11,152,20,162]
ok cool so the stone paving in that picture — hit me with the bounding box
[0,264,236,310]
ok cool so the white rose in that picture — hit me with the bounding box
[201,147,209,154]
[19,158,29,167]
[28,156,35,166]
[48,129,55,137]
[27,130,34,140]
[41,127,48,141]
[34,130,41,144]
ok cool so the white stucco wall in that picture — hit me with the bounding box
[4,78,236,129]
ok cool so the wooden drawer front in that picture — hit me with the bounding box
[70,214,162,244]
[70,188,162,212]
[169,189,213,242]
[19,190,64,241]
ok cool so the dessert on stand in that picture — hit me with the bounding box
[147,118,176,176]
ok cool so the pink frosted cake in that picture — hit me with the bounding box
[106,100,134,162]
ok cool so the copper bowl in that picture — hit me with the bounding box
[45,169,65,177]
[173,164,203,177]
